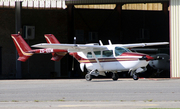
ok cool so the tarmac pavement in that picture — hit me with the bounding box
[0,78,180,109]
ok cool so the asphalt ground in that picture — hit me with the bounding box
[0,78,180,109]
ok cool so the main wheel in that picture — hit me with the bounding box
[85,74,92,81]
[133,73,139,80]
[112,73,118,81]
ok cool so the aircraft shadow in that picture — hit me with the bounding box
[90,80,121,82]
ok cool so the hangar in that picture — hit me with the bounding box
[0,0,179,79]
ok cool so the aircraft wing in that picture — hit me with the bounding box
[119,42,169,48]
[31,43,107,52]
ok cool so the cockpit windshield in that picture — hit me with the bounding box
[115,47,131,56]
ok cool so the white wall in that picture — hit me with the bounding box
[170,0,180,78]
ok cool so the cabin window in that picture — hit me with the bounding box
[87,51,101,58]
[103,50,113,57]
[87,52,92,58]
[115,47,130,56]
[94,51,101,58]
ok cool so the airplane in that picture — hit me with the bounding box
[31,34,169,81]
[11,34,67,62]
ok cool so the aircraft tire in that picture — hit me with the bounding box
[112,73,118,81]
[85,74,92,81]
[133,73,139,80]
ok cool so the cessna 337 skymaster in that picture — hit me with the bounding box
[30,34,169,81]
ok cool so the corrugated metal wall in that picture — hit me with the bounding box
[75,3,162,10]
[170,0,180,78]
[66,0,169,5]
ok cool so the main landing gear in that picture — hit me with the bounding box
[130,70,139,80]
[85,70,119,81]
[132,73,139,80]
[85,69,99,81]
[85,74,92,81]
[112,73,119,81]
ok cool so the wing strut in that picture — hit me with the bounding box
[91,51,103,70]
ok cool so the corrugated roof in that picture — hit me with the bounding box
[0,0,66,9]
[66,0,169,5]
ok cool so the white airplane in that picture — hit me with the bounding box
[32,34,169,81]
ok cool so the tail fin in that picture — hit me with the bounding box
[11,34,33,62]
[44,34,67,61]
[44,34,60,44]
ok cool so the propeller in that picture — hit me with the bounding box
[72,37,76,71]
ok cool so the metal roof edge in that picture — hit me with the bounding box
[65,0,169,5]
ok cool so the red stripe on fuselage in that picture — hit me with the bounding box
[70,52,141,63]
[79,58,139,63]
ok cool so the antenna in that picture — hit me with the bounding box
[108,40,112,45]
[99,40,103,46]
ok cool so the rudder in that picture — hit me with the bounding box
[44,34,60,44]
[44,34,67,61]
[11,34,33,62]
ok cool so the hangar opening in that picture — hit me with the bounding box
[70,2,170,78]
[0,0,171,79]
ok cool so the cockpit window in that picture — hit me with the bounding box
[115,47,131,56]
[87,52,92,58]
[87,51,101,58]
[103,50,113,57]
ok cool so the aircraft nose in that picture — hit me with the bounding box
[145,55,154,61]
[140,55,154,61]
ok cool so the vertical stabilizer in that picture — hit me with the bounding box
[11,34,33,62]
[44,34,60,44]
[44,34,67,61]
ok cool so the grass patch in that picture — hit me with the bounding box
[12,100,18,102]
[0,101,8,102]
[34,100,39,102]
[57,99,65,102]
[147,99,153,102]
[144,108,180,109]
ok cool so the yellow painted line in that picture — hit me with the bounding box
[44,36,52,44]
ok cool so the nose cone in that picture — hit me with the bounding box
[146,55,154,61]
[139,55,154,61]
